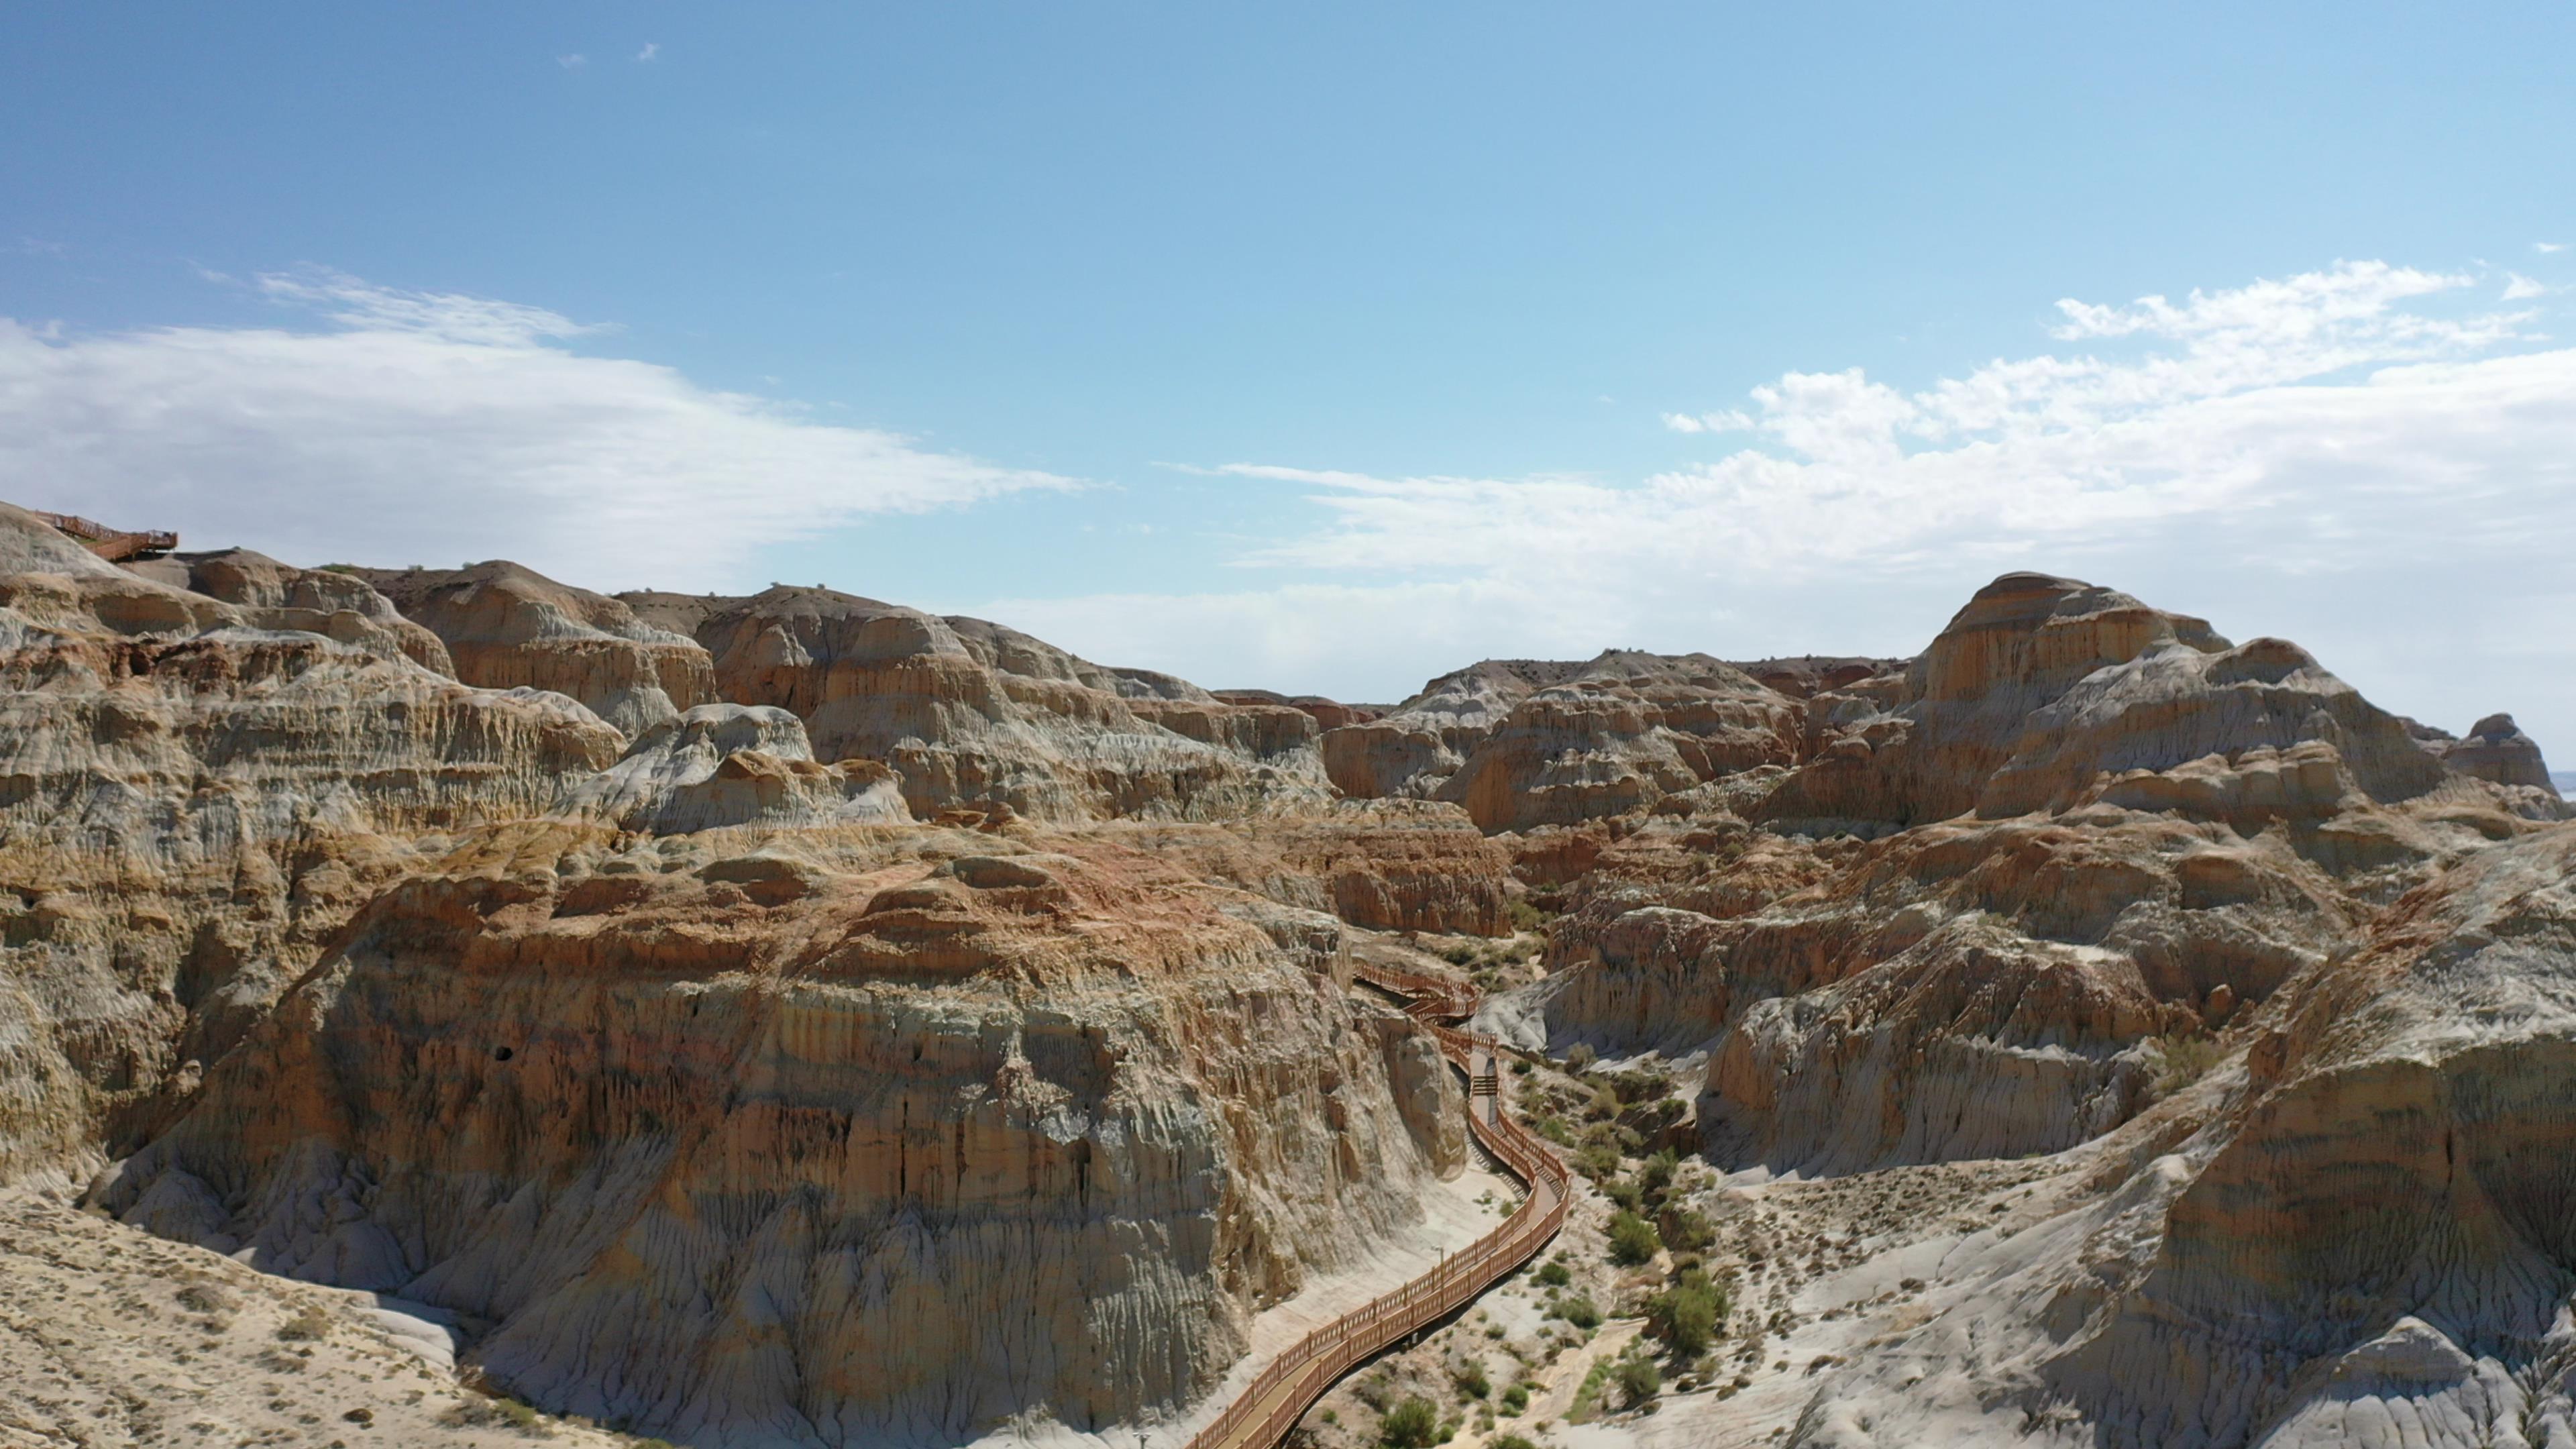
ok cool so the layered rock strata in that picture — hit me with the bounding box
[622,586,1332,822]
[95,830,1464,1443]
[360,561,716,738]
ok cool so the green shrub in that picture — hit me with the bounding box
[1454,1361,1489,1401]
[1606,1068,1672,1106]
[1576,1144,1623,1180]
[1638,1149,1678,1196]
[1601,1177,1643,1213]
[2150,1032,2228,1097]
[1646,1271,1727,1356]
[1564,1043,1596,1074]
[1534,1261,1570,1287]
[1607,1212,1662,1267]
[1355,1373,1397,1412]
[1560,1295,1601,1330]
[1493,1436,1539,1449]
[1615,1356,1661,1407]
[275,1307,332,1342]
[1660,1208,1715,1254]
[1498,1385,1529,1416]
[1381,1397,1440,1449]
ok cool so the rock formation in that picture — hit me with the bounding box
[1324,653,1803,830]
[359,561,716,737]
[621,585,1332,822]
[4,495,2572,1449]
[94,829,1462,1442]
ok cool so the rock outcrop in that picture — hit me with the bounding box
[0,507,625,1181]
[8,500,2575,1449]
[360,562,715,738]
[1325,653,1803,831]
[561,703,912,834]
[93,830,1464,1443]
[622,586,1332,823]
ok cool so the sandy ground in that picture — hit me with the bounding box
[0,1187,642,1449]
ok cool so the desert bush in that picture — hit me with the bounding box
[1607,1212,1662,1266]
[176,1280,238,1316]
[1637,1149,1678,1197]
[1454,1361,1489,1400]
[1534,1261,1570,1287]
[1646,1271,1727,1356]
[1615,1356,1661,1407]
[1564,1043,1596,1074]
[1660,1208,1715,1254]
[275,1306,332,1342]
[1380,1397,1439,1449]
[2150,1032,2228,1097]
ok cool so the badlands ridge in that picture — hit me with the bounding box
[1,499,2570,1449]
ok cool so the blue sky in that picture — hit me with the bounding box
[4,4,2573,746]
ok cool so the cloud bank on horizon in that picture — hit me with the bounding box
[3,256,2571,749]
[0,268,1074,585]
[996,259,2576,743]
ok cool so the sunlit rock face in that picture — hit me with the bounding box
[0,505,625,1181]
[11,500,2576,1449]
[94,832,1462,1442]
[621,585,1333,823]
[1323,652,1805,830]
[1527,573,2561,1182]
[358,561,717,739]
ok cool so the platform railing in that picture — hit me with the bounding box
[1179,979,1568,1449]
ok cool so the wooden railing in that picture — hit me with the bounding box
[30,509,178,561]
[1181,975,1568,1449]
[1350,958,1477,1022]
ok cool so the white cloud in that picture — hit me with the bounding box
[557,53,587,70]
[969,261,2576,753]
[0,270,1073,589]
[637,42,659,62]
[2504,272,2549,301]
[2539,241,2566,254]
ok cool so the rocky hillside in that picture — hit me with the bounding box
[4,502,2571,1449]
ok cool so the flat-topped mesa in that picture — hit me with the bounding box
[356,561,713,738]
[1325,651,1804,831]
[620,584,1330,822]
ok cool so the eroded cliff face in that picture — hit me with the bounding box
[1322,653,1805,830]
[621,586,1334,824]
[9,499,2576,1449]
[359,561,717,739]
[0,506,625,1181]
[0,502,1486,1448]
[95,828,1464,1444]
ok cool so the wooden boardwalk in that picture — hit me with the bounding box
[1181,961,1568,1449]
[30,510,178,561]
